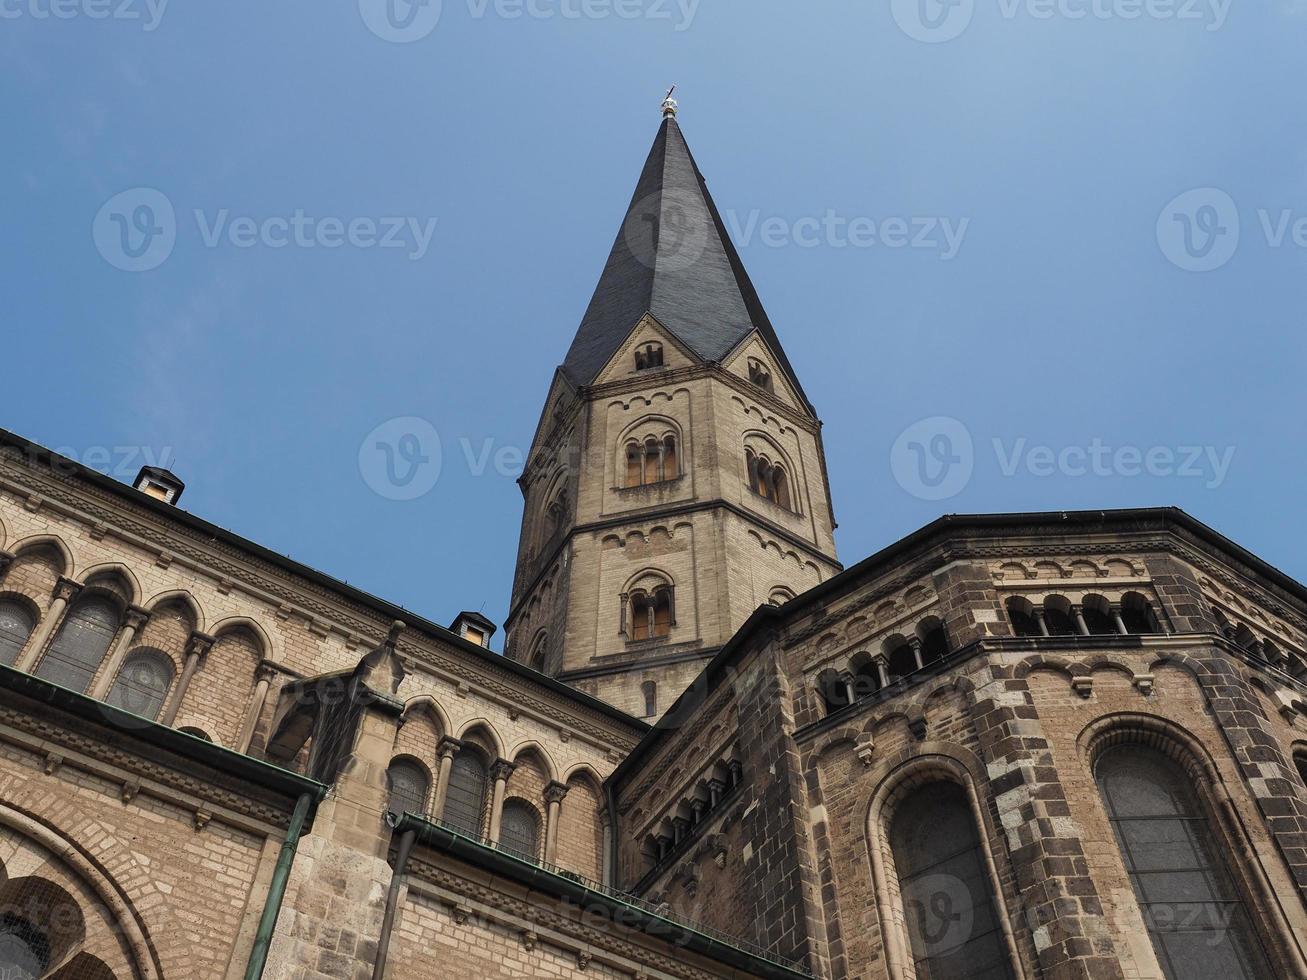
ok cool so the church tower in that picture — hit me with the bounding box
[504,98,841,718]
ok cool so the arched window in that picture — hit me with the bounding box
[527,631,548,672]
[1042,596,1078,637]
[1095,745,1273,980]
[628,586,673,641]
[499,799,540,861]
[1294,751,1307,789]
[105,649,174,721]
[1006,597,1041,637]
[918,618,950,666]
[635,342,663,371]
[817,668,852,715]
[386,759,430,820]
[0,913,50,980]
[851,654,883,701]
[35,595,121,694]
[768,587,795,607]
[443,749,488,836]
[884,636,917,680]
[747,358,773,393]
[0,599,35,667]
[625,434,679,487]
[888,781,1015,980]
[745,448,794,512]
[641,680,658,718]
[1082,595,1116,635]
[179,726,212,742]
[1121,593,1160,635]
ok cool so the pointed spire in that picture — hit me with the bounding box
[561,106,811,411]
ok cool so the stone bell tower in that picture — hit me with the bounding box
[504,97,841,719]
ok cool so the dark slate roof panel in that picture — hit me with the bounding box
[562,116,811,411]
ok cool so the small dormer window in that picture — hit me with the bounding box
[747,359,773,393]
[450,612,497,648]
[635,343,664,371]
[133,466,185,505]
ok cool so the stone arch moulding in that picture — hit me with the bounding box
[144,589,206,633]
[210,615,280,664]
[507,739,560,783]
[0,802,162,979]
[864,749,1030,980]
[455,718,507,760]
[11,533,77,578]
[400,695,452,739]
[78,562,143,606]
[1077,711,1307,976]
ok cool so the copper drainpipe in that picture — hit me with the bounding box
[373,817,418,980]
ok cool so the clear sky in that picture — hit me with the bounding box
[3,1,1304,648]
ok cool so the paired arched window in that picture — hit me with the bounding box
[1005,593,1163,638]
[634,342,663,371]
[35,595,121,694]
[745,448,793,511]
[443,749,488,837]
[386,759,430,820]
[888,781,1015,980]
[747,358,773,393]
[498,800,540,861]
[105,649,174,721]
[0,912,49,980]
[626,586,673,641]
[1095,745,1272,979]
[624,435,679,487]
[0,599,35,667]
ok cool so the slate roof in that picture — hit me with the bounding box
[561,115,812,412]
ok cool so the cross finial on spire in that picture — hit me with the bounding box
[661,85,678,118]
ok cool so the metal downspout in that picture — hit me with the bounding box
[245,792,314,980]
[372,823,418,980]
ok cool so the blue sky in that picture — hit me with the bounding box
[3,1,1304,647]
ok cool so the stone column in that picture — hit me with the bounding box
[88,605,150,699]
[236,662,278,754]
[1111,606,1129,635]
[487,759,516,843]
[16,577,80,673]
[601,815,613,886]
[908,636,925,671]
[543,781,569,864]
[1072,605,1090,636]
[160,631,214,727]
[874,656,891,689]
[431,736,463,819]
[1033,607,1051,637]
